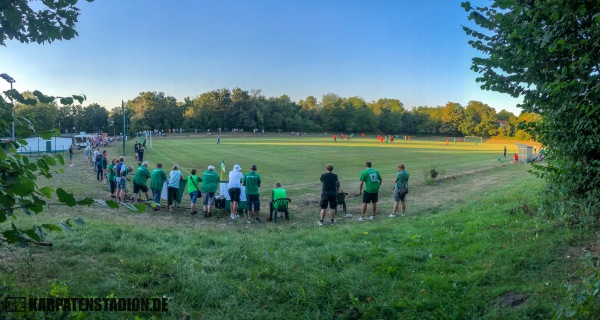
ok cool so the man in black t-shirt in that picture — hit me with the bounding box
[319,163,340,226]
[138,147,145,163]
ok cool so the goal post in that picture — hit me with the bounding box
[464,136,483,143]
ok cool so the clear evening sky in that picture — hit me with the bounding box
[0,0,523,114]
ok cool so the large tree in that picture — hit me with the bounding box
[80,103,109,133]
[440,102,464,136]
[463,1,600,219]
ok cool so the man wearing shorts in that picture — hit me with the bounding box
[115,157,126,202]
[118,164,133,203]
[358,161,382,221]
[242,164,261,223]
[167,165,183,213]
[228,164,243,219]
[187,169,201,215]
[107,159,117,199]
[319,164,339,226]
[390,163,409,217]
[201,165,220,217]
[132,161,151,203]
[150,163,168,210]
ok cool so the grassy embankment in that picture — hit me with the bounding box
[1,136,592,319]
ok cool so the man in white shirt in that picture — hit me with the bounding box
[228,164,243,219]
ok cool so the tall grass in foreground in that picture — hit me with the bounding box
[2,172,590,319]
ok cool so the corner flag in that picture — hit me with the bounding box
[220,160,225,180]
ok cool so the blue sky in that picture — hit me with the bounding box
[0,0,523,114]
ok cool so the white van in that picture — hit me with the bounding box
[74,133,96,149]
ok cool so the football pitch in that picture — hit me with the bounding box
[141,134,513,201]
[6,134,581,319]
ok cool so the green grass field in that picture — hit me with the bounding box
[141,135,516,215]
[1,135,588,319]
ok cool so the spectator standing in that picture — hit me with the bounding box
[138,146,145,163]
[358,161,382,221]
[107,159,117,199]
[68,144,74,166]
[132,161,151,203]
[167,165,183,213]
[318,164,339,225]
[93,147,100,172]
[390,163,409,217]
[201,165,220,217]
[95,150,104,180]
[134,141,139,160]
[242,164,261,223]
[228,164,243,220]
[102,151,108,181]
[150,163,168,211]
[187,169,201,215]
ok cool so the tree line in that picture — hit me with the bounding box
[16,88,540,139]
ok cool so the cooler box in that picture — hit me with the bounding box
[219,181,247,213]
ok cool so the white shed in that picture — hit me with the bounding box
[17,137,72,154]
[517,144,534,163]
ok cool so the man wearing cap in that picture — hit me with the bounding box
[201,165,220,217]
[228,164,243,219]
[242,164,262,223]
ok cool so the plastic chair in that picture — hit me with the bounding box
[271,198,291,222]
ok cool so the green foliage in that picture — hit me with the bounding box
[556,252,600,319]
[539,186,600,228]
[1,88,146,245]
[79,103,109,132]
[0,0,94,46]
[423,163,445,185]
[463,1,600,224]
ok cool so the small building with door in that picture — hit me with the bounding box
[17,136,72,154]
[517,144,534,163]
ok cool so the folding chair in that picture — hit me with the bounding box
[271,198,291,223]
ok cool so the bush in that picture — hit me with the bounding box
[556,252,600,319]
[540,187,600,228]
[423,163,445,185]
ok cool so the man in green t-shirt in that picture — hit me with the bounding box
[107,159,117,199]
[242,164,262,223]
[358,161,382,221]
[150,163,168,210]
[268,182,288,221]
[133,161,151,203]
[201,165,220,217]
[390,163,409,218]
[187,169,201,215]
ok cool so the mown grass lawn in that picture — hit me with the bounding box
[1,135,590,319]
